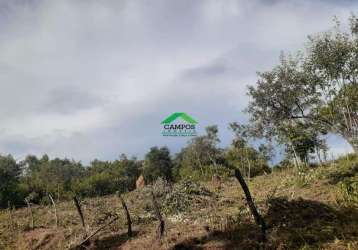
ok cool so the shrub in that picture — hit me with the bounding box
[154,179,214,215]
[178,164,233,182]
[340,176,358,206]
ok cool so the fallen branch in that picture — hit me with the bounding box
[78,216,119,246]
[117,193,132,237]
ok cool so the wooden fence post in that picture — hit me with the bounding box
[150,191,164,239]
[24,198,34,229]
[234,169,266,243]
[73,196,86,234]
[7,201,14,231]
[48,193,58,227]
[117,193,133,237]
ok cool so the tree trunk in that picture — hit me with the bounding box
[315,146,323,165]
[291,144,301,168]
[234,169,266,243]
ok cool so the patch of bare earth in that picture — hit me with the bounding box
[17,227,65,250]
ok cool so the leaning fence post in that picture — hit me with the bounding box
[117,192,133,237]
[73,196,86,234]
[48,193,58,227]
[234,169,266,243]
[150,190,164,239]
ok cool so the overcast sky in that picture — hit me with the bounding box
[0,0,356,163]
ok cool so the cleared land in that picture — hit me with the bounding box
[0,156,357,250]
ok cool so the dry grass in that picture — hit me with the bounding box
[0,157,357,250]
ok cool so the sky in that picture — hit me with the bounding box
[0,0,356,164]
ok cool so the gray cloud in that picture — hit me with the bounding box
[0,0,356,163]
[41,86,102,114]
[181,63,229,81]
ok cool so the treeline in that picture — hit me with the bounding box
[0,125,272,208]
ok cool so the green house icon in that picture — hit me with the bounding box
[161,113,198,124]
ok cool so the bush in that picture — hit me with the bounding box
[178,164,233,182]
[340,176,358,206]
[143,147,173,183]
[72,172,127,197]
[149,178,214,215]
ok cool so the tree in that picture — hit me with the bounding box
[279,123,327,164]
[143,146,173,183]
[112,155,141,191]
[72,155,141,197]
[303,16,358,152]
[0,155,24,208]
[23,155,84,202]
[175,125,226,179]
[247,16,358,155]
[226,122,271,178]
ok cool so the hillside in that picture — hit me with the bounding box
[0,155,357,250]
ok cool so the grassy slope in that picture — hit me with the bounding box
[0,155,357,250]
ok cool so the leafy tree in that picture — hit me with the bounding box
[112,155,141,191]
[23,155,84,202]
[72,155,141,197]
[304,16,358,152]
[226,123,271,178]
[279,123,327,164]
[143,146,173,183]
[180,126,221,170]
[247,16,358,155]
[0,155,25,208]
[71,171,119,197]
[175,125,226,179]
[88,159,112,174]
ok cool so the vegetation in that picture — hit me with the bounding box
[0,155,357,249]
[247,16,358,162]
[0,15,357,250]
[143,147,173,183]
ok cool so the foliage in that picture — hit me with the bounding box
[0,153,141,207]
[246,16,358,156]
[326,153,358,184]
[0,155,26,208]
[150,178,214,215]
[175,125,226,180]
[178,163,232,182]
[340,176,358,206]
[72,156,140,198]
[143,146,173,183]
[22,155,85,203]
[226,122,272,178]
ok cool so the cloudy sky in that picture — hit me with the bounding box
[0,0,356,163]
